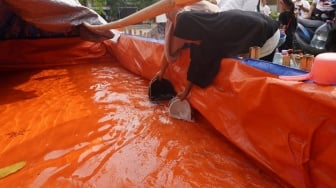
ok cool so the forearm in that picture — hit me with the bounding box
[157,40,184,79]
[301,5,309,13]
[161,56,169,74]
[177,81,193,100]
[307,3,316,19]
[156,54,170,79]
[184,81,193,96]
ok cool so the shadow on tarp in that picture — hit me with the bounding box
[0,70,40,105]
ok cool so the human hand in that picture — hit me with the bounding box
[149,71,164,87]
[154,70,164,81]
[82,22,100,32]
[176,81,193,101]
[176,91,189,101]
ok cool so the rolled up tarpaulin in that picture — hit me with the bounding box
[84,0,201,31]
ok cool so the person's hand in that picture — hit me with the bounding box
[176,81,193,101]
[149,70,164,86]
[82,22,93,29]
[82,22,99,32]
[83,22,90,27]
[176,90,189,101]
[152,70,164,82]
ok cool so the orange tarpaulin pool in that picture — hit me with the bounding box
[1,0,336,187]
[1,33,336,188]
[108,35,336,188]
[0,37,288,187]
[110,35,336,188]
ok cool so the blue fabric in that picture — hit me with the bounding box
[242,58,308,76]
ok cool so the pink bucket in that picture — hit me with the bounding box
[279,52,336,85]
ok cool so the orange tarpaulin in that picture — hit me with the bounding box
[0,37,288,187]
[1,0,336,186]
[107,35,336,188]
[1,34,335,187]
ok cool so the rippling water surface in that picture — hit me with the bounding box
[0,61,287,187]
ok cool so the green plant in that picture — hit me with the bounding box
[269,11,279,21]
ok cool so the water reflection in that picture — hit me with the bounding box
[0,62,288,187]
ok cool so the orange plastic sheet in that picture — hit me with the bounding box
[0,38,111,69]
[0,38,288,187]
[107,35,336,188]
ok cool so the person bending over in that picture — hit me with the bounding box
[155,1,220,80]
[158,10,280,100]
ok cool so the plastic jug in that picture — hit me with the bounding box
[310,21,333,50]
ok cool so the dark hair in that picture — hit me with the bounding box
[326,29,336,52]
[282,0,295,13]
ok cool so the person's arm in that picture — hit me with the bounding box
[301,1,310,13]
[306,2,316,19]
[155,53,169,80]
[154,40,187,83]
[154,11,186,78]
[177,81,193,100]
[153,18,177,80]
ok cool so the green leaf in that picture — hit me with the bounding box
[0,161,26,179]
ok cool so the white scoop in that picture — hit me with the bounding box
[168,97,193,122]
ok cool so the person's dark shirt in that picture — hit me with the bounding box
[278,11,297,50]
[173,10,279,87]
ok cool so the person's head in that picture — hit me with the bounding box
[261,0,267,6]
[280,0,295,12]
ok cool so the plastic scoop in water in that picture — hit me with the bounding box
[168,97,193,122]
[279,52,336,85]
